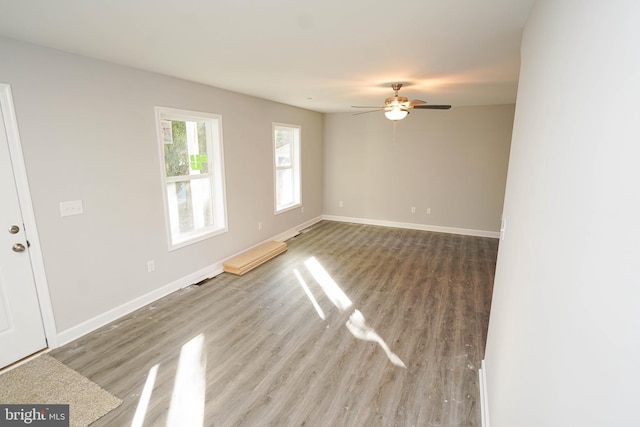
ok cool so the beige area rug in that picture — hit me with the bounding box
[0,354,121,427]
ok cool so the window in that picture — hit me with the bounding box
[156,107,227,249]
[273,123,301,213]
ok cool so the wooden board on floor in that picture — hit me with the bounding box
[223,241,287,275]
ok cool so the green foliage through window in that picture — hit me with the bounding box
[156,107,227,249]
[164,120,209,177]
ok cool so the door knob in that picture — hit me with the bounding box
[12,243,26,253]
[8,225,20,234]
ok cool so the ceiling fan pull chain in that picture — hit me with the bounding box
[392,120,397,144]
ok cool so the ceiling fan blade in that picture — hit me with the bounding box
[413,104,452,110]
[351,83,451,119]
[352,109,384,115]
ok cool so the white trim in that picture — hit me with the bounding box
[274,202,302,215]
[154,106,228,252]
[322,215,500,238]
[51,213,490,347]
[57,261,224,346]
[55,215,323,346]
[276,215,322,240]
[0,84,59,348]
[0,349,49,375]
[479,359,491,427]
[220,215,323,265]
[273,122,302,215]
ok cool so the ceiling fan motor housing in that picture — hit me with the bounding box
[385,96,408,107]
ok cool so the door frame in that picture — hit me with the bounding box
[1,83,58,348]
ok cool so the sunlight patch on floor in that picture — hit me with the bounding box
[347,310,406,368]
[302,256,406,368]
[166,333,207,427]
[304,256,353,312]
[131,363,159,427]
[294,268,326,320]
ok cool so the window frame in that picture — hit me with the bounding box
[155,106,228,251]
[272,122,302,214]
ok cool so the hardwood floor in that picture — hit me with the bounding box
[51,221,498,426]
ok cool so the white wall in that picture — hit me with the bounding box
[0,37,323,339]
[323,105,513,235]
[484,1,640,425]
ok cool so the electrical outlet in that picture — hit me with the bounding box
[426,208,432,215]
[258,221,262,231]
[147,260,155,272]
[411,207,416,214]
[339,201,343,208]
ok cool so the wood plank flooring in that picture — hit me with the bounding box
[50,221,498,426]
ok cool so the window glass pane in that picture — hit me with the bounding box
[195,122,210,174]
[276,168,294,208]
[157,107,227,249]
[273,123,300,213]
[164,120,188,177]
[164,120,209,177]
[167,179,214,237]
[275,129,292,167]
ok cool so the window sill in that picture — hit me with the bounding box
[275,203,302,215]
[168,226,228,251]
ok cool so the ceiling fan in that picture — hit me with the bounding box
[352,83,451,121]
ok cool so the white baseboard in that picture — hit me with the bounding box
[57,262,224,346]
[479,359,491,427]
[322,215,500,238]
[55,216,323,346]
[57,214,486,346]
[273,215,323,242]
[220,215,323,264]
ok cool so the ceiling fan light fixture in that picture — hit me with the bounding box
[351,83,450,119]
[384,107,408,121]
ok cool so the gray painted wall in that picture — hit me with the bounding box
[323,105,513,233]
[1,36,515,347]
[0,37,323,334]
[484,1,640,425]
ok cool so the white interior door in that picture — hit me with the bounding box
[0,97,47,368]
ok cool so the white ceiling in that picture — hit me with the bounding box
[0,0,534,113]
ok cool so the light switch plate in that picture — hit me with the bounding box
[60,200,83,217]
